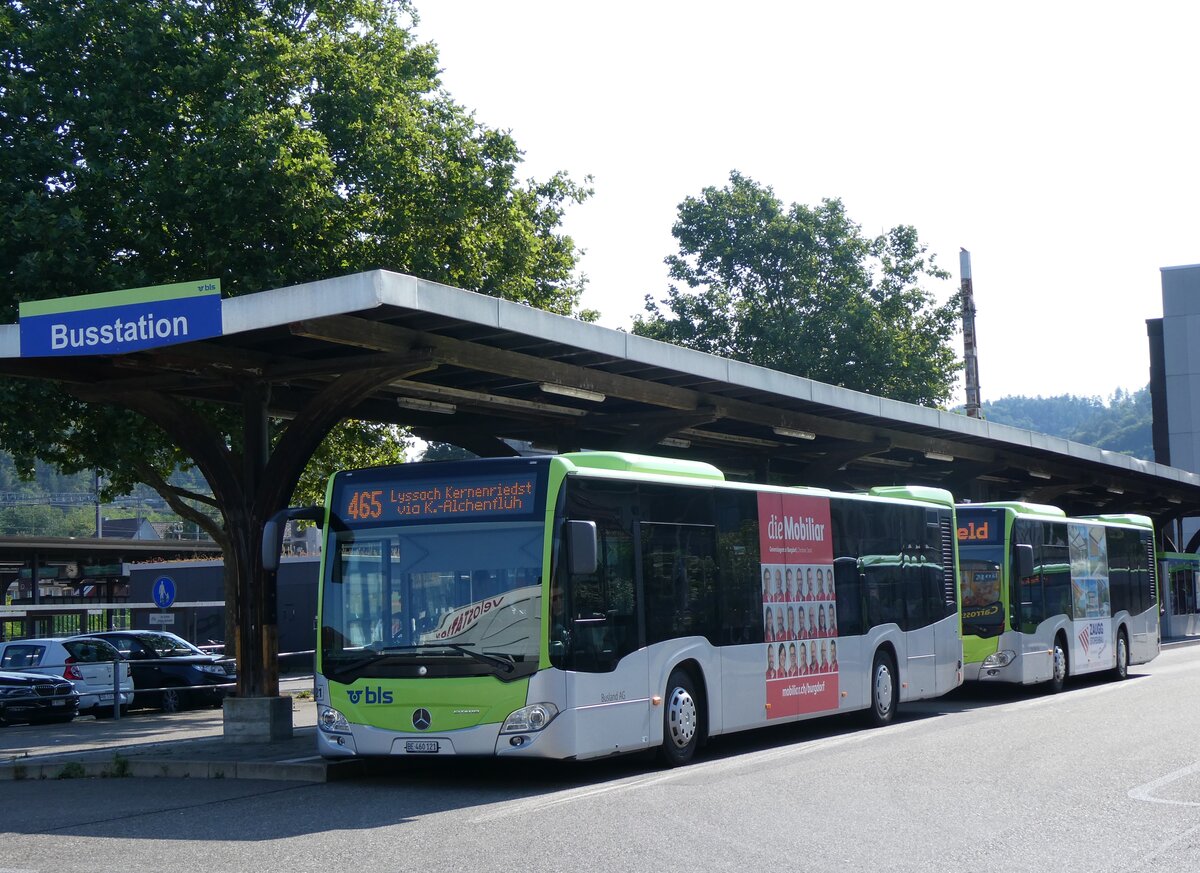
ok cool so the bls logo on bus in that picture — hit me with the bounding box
[347,687,393,705]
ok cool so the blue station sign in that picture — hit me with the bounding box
[19,279,222,357]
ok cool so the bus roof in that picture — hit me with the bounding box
[559,451,725,481]
[869,485,954,507]
[1078,513,1154,530]
[956,501,1066,518]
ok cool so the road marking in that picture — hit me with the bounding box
[1128,760,1200,807]
[1131,821,1200,869]
[277,755,323,763]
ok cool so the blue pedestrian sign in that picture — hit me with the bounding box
[153,576,176,609]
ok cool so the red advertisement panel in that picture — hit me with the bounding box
[759,492,839,720]
[758,493,834,565]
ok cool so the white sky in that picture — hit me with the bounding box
[414,1,1200,404]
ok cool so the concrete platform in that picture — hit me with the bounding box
[0,725,364,783]
[0,681,361,783]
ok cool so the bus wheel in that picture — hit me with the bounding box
[660,668,700,767]
[868,650,898,727]
[1050,637,1068,693]
[1114,629,1129,681]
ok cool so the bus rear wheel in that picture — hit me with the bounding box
[1113,629,1129,681]
[1049,636,1068,693]
[659,668,701,767]
[868,650,898,727]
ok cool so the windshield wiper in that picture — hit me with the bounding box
[443,643,515,673]
[332,642,516,674]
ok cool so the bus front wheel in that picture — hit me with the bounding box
[1049,637,1068,693]
[659,668,701,767]
[1114,629,1129,681]
[868,650,898,727]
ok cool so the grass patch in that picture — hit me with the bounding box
[56,762,86,780]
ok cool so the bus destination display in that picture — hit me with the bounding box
[337,472,540,523]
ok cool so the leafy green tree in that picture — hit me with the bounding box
[292,422,411,506]
[633,171,960,406]
[0,0,589,677]
[419,442,479,462]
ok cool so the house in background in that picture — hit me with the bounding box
[92,517,160,540]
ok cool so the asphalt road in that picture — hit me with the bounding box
[2,650,1198,873]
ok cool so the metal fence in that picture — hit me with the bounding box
[1,642,314,722]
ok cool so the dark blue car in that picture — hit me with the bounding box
[0,670,80,725]
[82,631,235,713]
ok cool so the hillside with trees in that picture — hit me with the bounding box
[978,387,1153,461]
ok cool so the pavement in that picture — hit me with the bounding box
[0,676,366,784]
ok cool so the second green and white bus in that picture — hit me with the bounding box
[956,501,1160,690]
[267,452,964,765]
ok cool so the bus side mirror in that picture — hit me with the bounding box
[262,506,325,572]
[566,520,598,576]
[1015,544,1034,580]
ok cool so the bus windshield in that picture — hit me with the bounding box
[321,519,545,678]
[959,549,1004,637]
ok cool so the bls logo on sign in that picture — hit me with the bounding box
[346,687,393,705]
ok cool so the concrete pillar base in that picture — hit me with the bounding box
[223,696,293,743]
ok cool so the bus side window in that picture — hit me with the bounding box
[833,557,863,636]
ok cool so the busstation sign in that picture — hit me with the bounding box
[18,279,222,357]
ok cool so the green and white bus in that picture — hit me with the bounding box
[956,501,1160,690]
[266,452,963,765]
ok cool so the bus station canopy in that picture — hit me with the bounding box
[2,269,1198,528]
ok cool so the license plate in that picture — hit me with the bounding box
[52,699,65,706]
[405,740,439,754]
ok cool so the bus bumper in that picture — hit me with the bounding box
[316,706,590,760]
[319,720,506,757]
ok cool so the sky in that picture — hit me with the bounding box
[413,1,1200,404]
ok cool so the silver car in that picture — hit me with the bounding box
[0,637,133,716]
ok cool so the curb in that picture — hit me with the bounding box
[1162,636,1200,649]
[0,755,367,783]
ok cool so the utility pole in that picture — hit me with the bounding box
[960,248,982,418]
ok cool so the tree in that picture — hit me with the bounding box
[0,0,590,688]
[633,172,960,407]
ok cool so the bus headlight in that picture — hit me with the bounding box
[501,703,559,733]
[318,706,351,734]
[982,650,1015,668]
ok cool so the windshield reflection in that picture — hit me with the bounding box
[321,520,544,677]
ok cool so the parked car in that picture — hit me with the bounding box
[81,630,236,713]
[0,637,133,717]
[0,670,80,726]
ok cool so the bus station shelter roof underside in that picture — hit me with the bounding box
[2,269,1198,531]
[0,536,221,568]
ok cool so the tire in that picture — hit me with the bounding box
[160,685,185,714]
[1113,629,1130,681]
[868,649,898,727]
[659,668,702,767]
[1049,635,1068,693]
